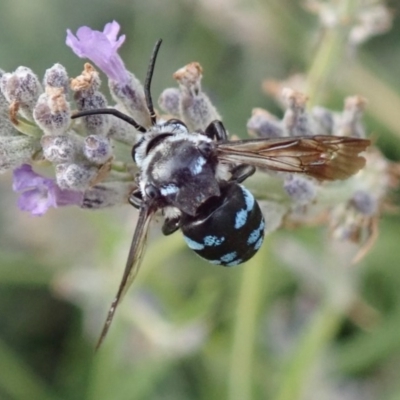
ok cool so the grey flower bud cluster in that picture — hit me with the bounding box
[159,62,221,131]
[0,66,42,120]
[0,62,141,206]
[306,1,393,48]
[247,89,366,140]
[0,69,42,172]
[240,88,393,258]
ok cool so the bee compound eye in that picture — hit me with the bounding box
[198,141,213,158]
[162,118,188,134]
[145,184,160,200]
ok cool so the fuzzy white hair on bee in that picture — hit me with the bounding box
[71,39,371,350]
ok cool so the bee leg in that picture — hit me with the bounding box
[162,216,181,235]
[204,120,228,142]
[230,164,256,183]
[129,189,143,209]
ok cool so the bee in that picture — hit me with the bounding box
[72,40,370,349]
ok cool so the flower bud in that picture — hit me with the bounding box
[41,134,81,163]
[311,106,334,136]
[247,108,284,138]
[283,174,317,206]
[75,92,110,136]
[349,5,392,46]
[173,62,220,131]
[71,65,111,136]
[0,71,17,137]
[351,190,377,216]
[0,67,42,120]
[84,135,112,164]
[33,87,71,135]
[158,87,181,117]
[56,162,98,190]
[109,73,150,127]
[282,88,310,136]
[70,63,101,93]
[0,135,41,172]
[336,96,366,138]
[108,114,138,145]
[43,63,70,99]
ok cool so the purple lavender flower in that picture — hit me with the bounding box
[13,164,83,216]
[66,21,129,84]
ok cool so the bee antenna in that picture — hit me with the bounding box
[72,40,163,132]
[71,108,147,133]
[145,39,162,126]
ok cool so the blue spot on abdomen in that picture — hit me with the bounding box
[183,236,205,250]
[234,209,247,229]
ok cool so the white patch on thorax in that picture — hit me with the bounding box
[160,183,179,196]
[190,156,206,175]
[163,206,181,220]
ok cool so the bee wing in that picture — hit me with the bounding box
[216,136,370,181]
[95,203,156,350]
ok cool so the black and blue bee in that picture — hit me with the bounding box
[72,40,370,348]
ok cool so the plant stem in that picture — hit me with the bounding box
[228,239,269,400]
[306,0,360,107]
[275,301,343,400]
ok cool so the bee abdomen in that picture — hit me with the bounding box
[181,182,265,266]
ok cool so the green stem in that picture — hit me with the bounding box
[275,301,343,400]
[12,118,43,137]
[228,239,270,400]
[306,0,360,107]
[306,30,342,107]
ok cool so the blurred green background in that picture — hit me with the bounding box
[1,0,400,399]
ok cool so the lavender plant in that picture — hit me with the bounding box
[0,4,398,399]
[0,21,391,257]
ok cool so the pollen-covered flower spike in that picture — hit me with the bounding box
[13,164,83,216]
